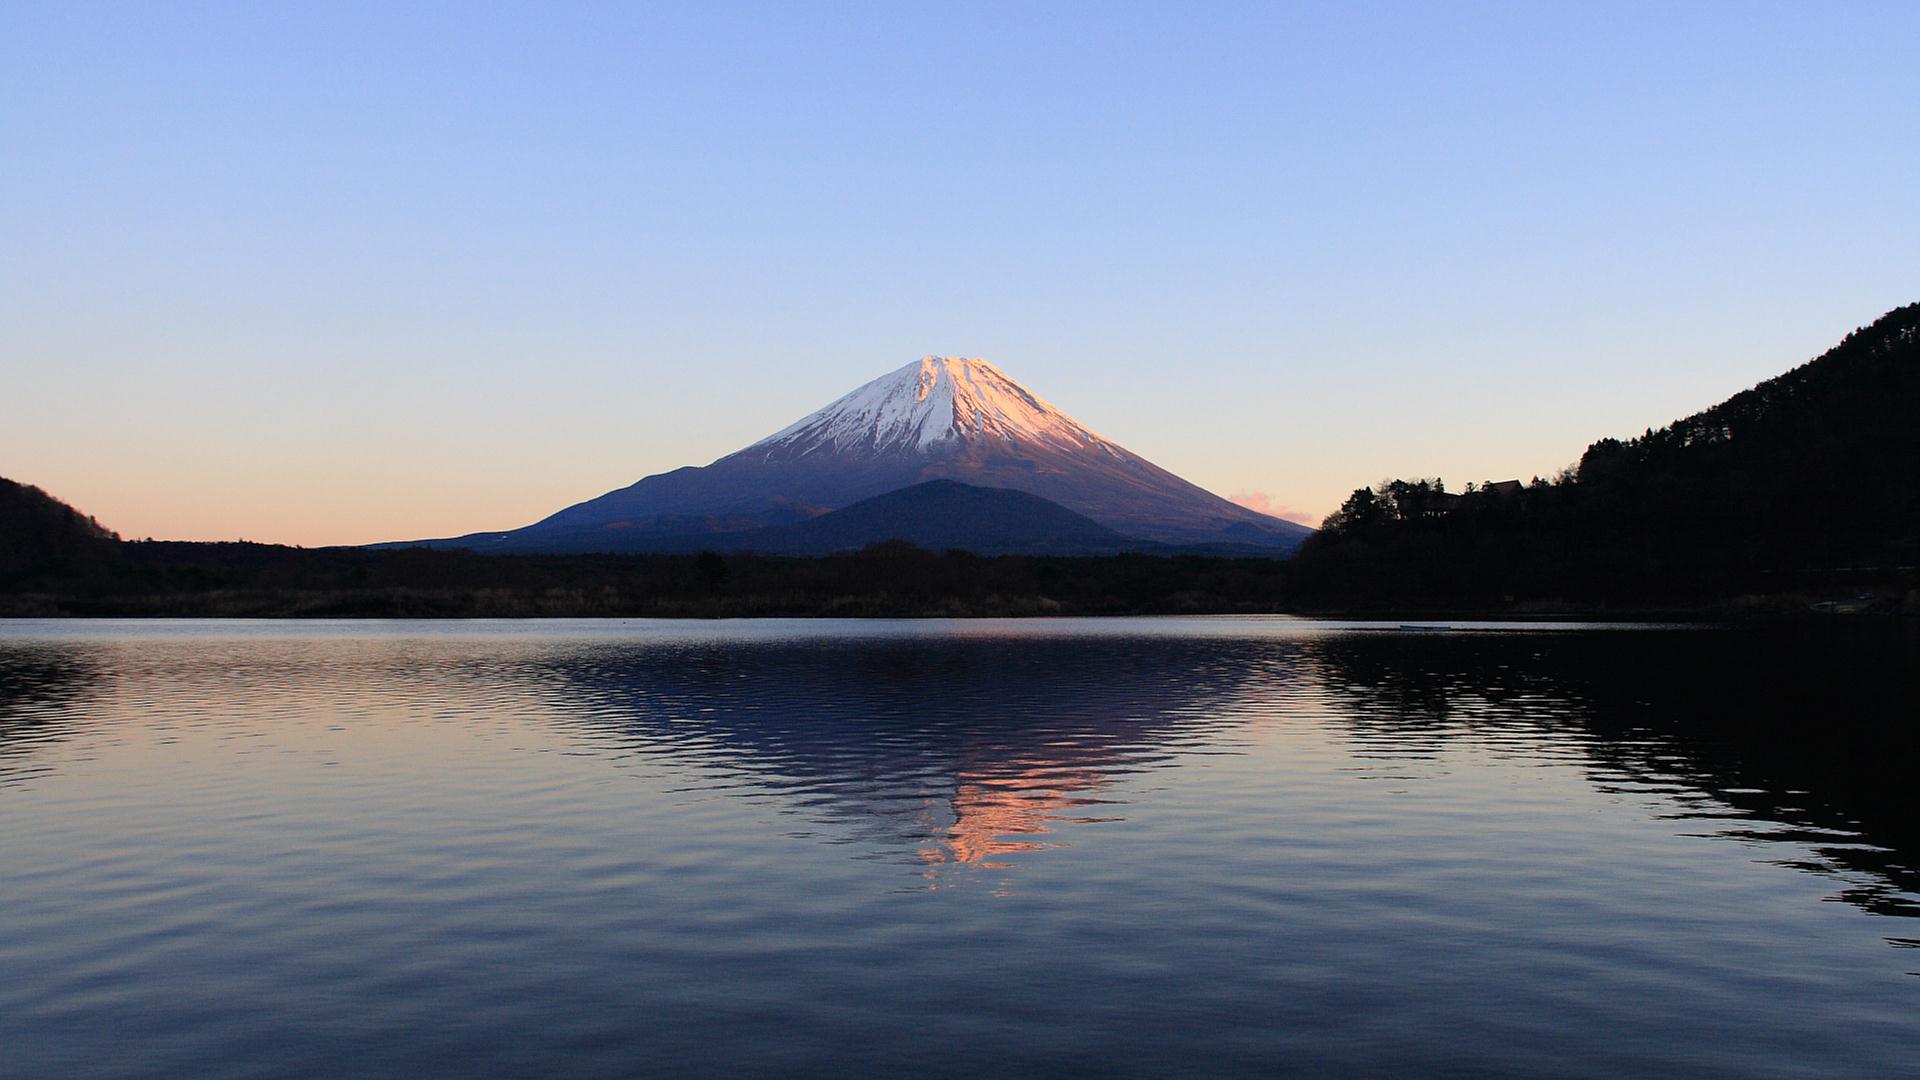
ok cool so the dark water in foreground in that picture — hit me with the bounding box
[1,618,1916,1078]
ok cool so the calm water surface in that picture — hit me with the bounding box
[1,618,1916,1077]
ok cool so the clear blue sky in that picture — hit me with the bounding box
[4,2,1916,543]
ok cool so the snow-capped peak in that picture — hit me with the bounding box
[750,357,1122,458]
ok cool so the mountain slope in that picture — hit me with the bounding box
[690,481,1143,555]
[411,357,1309,554]
[735,480,1138,555]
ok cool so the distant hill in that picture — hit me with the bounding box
[1288,302,1920,609]
[0,478,118,578]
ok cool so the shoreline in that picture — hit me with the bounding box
[1,598,1909,622]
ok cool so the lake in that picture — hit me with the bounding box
[2,618,1916,1077]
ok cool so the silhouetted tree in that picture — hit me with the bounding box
[695,550,730,590]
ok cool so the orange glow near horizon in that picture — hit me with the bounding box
[917,763,1117,872]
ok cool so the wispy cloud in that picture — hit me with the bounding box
[1229,491,1318,526]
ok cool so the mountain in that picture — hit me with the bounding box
[1288,301,1920,609]
[405,356,1310,554]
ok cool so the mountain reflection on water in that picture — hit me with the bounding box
[528,634,1275,876]
[1,619,1917,1077]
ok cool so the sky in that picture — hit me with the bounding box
[4,2,1917,545]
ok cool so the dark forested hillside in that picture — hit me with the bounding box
[0,479,119,583]
[1289,302,1920,611]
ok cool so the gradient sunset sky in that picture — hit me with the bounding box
[5,2,1917,546]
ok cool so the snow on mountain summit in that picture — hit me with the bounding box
[751,357,1122,459]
